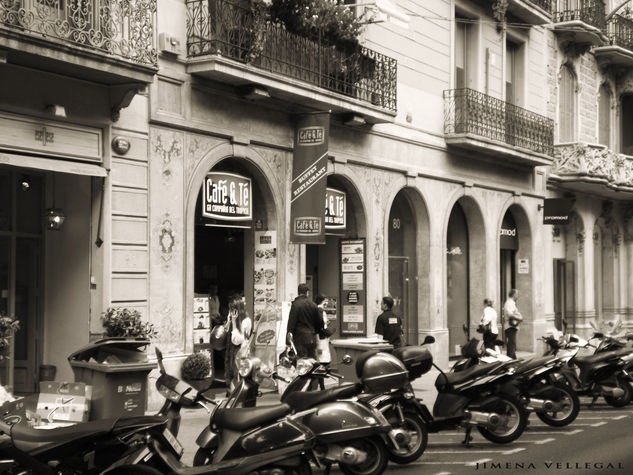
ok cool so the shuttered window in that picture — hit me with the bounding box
[455,20,467,89]
[559,66,576,142]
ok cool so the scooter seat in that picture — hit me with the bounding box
[574,350,627,367]
[443,362,504,386]
[10,418,119,451]
[284,383,362,412]
[513,356,553,375]
[212,404,291,431]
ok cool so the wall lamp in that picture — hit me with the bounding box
[44,174,66,231]
[45,104,67,118]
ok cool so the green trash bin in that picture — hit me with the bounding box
[330,337,393,384]
[68,337,156,420]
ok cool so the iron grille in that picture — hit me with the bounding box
[552,0,606,31]
[529,0,553,14]
[186,0,397,112]
[606,14,633,51]
[0,0,157,67]
[443,88,554,157]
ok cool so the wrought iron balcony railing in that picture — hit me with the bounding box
[186,0,397,112]
[0,0,157,67]
[552,0,606,31]
[528,0,553,14]
[605,14,633,51]
[444,88,554,157]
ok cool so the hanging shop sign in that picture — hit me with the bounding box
[202,172,252,221]
[290,112,330,244]
[500,214,518,250]
[543,198,573,225]
[340,239,366,335]
[325,187,346,231]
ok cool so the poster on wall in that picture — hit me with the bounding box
[340,239,366,335]
[254,231,277,321]
[290,112,330,244]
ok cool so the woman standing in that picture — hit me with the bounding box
[481,298,499,350]
[224,295,252,392]
[315,295,331,390]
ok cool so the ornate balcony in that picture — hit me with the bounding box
[505,1,552,25]
[551,143,633,198]
[186,0,397,124]
[443,88,554,166]
[552,0,607,47]
[594,14,633,68]
[0,0,157,109]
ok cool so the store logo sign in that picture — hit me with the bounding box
[500,227,516,237]
[297,126,324,146]
[325,187,346,230]
[202,172,252,221]
[294,217,321,235]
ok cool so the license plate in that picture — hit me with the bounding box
[163,427,184,457]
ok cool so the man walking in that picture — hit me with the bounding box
[375,296,405,348]
[503,289,523,359]
[287,283,324,358]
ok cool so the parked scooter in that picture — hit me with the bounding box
[108,348,317,475]
[196,349,401,475]
[543,332,633,407]
[279,336,437,465]
[452,338,581,427]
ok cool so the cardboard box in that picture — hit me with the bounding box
[36,382,92,423]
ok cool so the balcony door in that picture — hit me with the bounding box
[0,170,43,393]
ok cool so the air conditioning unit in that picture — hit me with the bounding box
[159,33,181,56]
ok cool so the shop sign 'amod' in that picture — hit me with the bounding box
[202,172,252,221]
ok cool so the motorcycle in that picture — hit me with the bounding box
[195,349,400,475]
[279,336,437,465]
[109,348,317,475]
[452,338,581,427]
[543,332,633,407]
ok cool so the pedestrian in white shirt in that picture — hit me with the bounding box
[503,289,523,359]
[481,298,498,350]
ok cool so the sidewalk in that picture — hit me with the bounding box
[175,349,535,464]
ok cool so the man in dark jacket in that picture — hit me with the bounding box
[287,283,324,359]
[375,296,405,348]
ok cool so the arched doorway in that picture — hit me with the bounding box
[446,197,485,356]
[191,156,278,380]
[593,216,619,323]
[305,174,366,338]
[554,212,580,333]
[388,188,430,345]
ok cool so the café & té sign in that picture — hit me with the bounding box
[202,172,252,221]
[325,187,346,230]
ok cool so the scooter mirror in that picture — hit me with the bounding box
[341,355,353,366]
[155,347,166,373]
[422,335,435,345]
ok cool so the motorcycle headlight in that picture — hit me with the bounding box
[296,358,316,376]
[238,357,261,378]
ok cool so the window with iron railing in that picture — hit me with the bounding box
[186,0,397,112]
[0,0,157,67]
[605,13,633,51]
[443,88,554,156]
[552,0,606,30]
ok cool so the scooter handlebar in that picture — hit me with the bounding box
[272,372,291,384]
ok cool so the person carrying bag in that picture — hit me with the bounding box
[480,298,498,350]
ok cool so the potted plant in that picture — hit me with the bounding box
[0,316,19,360]
[101,307,157,340]
[181,351,214,391]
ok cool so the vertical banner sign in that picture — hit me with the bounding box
[340,239,366,335]
[290,112,330,243]
[254,231,277,321]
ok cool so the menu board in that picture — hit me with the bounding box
[340,239,366,335]
[254,231,277,320]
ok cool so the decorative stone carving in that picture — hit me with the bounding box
[491,0,508,23]
[374,229,382,272]
[553,143,633,189]
[154,302,182,352]
[153,133,183,182]
[157,214,176,271]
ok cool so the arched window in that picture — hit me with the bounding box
[559,65,576,143]
[599,84,612,148]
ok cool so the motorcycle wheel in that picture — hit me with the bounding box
[603,375,633,407]
[339,436,389,475]
[105,466,163,474]
[383,410,428,464]
[476,394,527,444]
[535,382,580,427]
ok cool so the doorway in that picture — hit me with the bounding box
[447,203,469,356]
[554,259,575,332]
[0,170,43,393]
